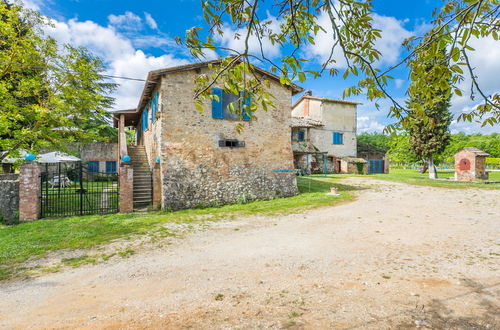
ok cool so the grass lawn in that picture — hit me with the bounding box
[0,176,356,280]
[362,168,500,189]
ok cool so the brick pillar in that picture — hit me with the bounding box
[119,163,134,213]
[19,162,41,222]
[152,163,162,210]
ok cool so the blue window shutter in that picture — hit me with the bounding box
[332,132,337,144]
[212,88,223,119]
[242,92,251,121]
[150,98,154,124]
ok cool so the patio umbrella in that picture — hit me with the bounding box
[37,151,81,163]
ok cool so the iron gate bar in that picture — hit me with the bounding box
[40,161,119,218]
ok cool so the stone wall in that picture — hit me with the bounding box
[0,174,19,224]
[78,143,117,162]
[158,68,298,210]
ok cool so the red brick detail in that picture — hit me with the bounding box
[19,162,41,221]
[152,163,162,211]
[459,158,470,171]
[119,164,134,213]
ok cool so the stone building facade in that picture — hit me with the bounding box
[115,61,302,210]
[454,147,489,181]
[291,92,359,173]
[0,174,19,224]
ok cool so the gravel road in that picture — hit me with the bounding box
[1,177,499,329]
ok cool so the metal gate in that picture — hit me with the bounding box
[40,162,119,218]
[368,160,385,174]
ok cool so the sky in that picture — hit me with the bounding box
[21,0,500,134]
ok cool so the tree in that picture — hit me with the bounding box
[179,0,499,128]
[0,1,116,162]
[406,46,452,179]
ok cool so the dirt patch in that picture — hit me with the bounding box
[0,177,499,329]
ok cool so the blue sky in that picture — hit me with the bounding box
[24,0,500,134]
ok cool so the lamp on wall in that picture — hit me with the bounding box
[155,156,161,163]
[122,155,131,162]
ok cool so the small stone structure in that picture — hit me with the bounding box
[0,174,19,224]
[454,147,489,181]
[340,157,368,174]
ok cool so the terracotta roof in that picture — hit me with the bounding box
[290,117,324,128]
[455,147,490,156]
[292,95,362,109]
[135,59,303,115]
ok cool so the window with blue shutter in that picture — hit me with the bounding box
[212,88,252,121]
[297,130,305,141]
[88,161,99,173]
[150,91,159,124]
[105,161,117,173]
[142,106,149,131]
[212,88,223,119]
[332,132,344,145]
[242,92,252,121]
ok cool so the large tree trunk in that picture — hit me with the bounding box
[428,155,438,179]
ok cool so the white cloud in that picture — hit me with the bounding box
[305,11,412,69]
[144,12,158,30]
[45,18,190,110]
[108,11,143,31]
[214,15,282,59]
[394,79,405,89]
[357,116,385,133]
[19,0,42,10]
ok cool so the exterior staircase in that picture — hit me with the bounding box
[128,146,152,209]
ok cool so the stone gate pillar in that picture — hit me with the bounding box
[152,162,162,211]
[119,163,134,213]
[19,161,41,222]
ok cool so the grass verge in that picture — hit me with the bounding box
[354,168,500,189]
[0,176,356,280]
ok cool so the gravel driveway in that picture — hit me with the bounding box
[1,177,499,329]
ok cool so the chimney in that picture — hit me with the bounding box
[305,90,312,96]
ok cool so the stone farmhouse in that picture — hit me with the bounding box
[291,91,363,174]
[113,60,303,210]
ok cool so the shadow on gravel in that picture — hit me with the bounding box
[348,279,499,330]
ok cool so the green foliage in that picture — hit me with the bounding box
[405,47,452,162]
[357,132,390,151]
[0,2,116,162]
[358,133,500,163]
[181,0,500,129]
[442,132,500,160]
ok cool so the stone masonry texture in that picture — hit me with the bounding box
[0,174,19,224]
[119,164,134,213]
[154,68,298,210]
[19,162,41,222]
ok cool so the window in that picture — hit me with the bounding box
[88,161,100,173]
[106,161,117,173]
[332,132,344,145]
[141,106,149,131]
[297,130,305,142]
[212,88,251,121]
[150,91,159,124]
[218,139,245,148]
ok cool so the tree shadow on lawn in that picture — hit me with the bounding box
[297,176,365,194]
